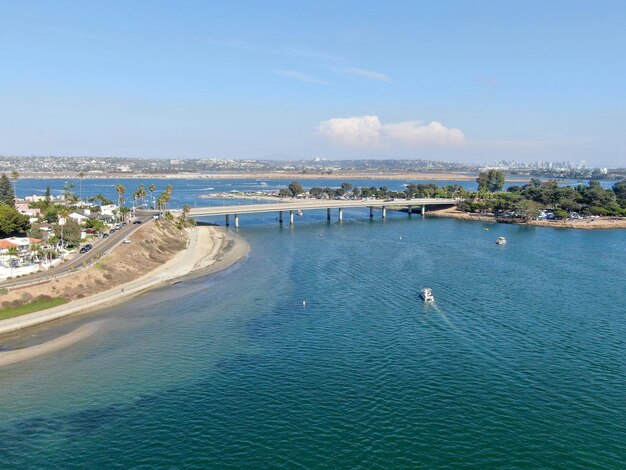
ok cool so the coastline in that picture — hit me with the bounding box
[0,225,249,337]
[16,171,532,182]
[427,207,626,229]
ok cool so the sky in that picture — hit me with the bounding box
[1,1,626,166]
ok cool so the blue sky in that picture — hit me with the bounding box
[1,1,625,165]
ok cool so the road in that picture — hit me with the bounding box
[1,214,153,289]
[188,197,459,217]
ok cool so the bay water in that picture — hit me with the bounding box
[0,179,624,468]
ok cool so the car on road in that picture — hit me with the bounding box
[102,233,110,238]
[132,220,142,224]
[79,243,93,254]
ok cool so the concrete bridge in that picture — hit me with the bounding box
[188,198,459,227]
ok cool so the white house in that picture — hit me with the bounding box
[69,210,93,224]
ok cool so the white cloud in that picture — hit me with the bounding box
[341,67,392,83]
[382,121,465,145]
[318,115,382,147]
[274,69,330,85]
[318,115,464,148]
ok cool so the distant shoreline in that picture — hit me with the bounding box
[15,171,533,182]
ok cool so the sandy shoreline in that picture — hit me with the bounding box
[0,225,249,337]
[0,321,103,367]
[427,208,626,229]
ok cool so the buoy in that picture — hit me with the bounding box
[302,300,306,307]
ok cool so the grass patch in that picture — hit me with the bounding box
[0,297,68,321]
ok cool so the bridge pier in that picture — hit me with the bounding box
[289,210,294,225]
[382,207,387,219]
[327,208,331,221]
[234,214,239,228]
[338,208,343,221]
[278,211,283,224]
[369,206,373,218]
[421,205,426,217]
[225,214,230,227]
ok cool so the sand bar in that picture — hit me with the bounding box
[0,225,249,336]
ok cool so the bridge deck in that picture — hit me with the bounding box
[189,198,457,216]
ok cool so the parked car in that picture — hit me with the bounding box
[102,233,110,238]
[79,244,93,254]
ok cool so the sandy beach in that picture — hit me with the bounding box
[0,225,249,337]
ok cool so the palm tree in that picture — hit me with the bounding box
[165,184,174,210]
[156,194,166,215]
[78,172,85,200]
[138,184,147,208]
[11,170,19,199]
[7,246,18,277]
[149,184,156,209]
[115,184,126,210]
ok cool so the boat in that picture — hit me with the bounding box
[420,288,435,302]
[496,237,507,245]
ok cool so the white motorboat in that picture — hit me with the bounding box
[496,237,507,245]
[420,288,435,302]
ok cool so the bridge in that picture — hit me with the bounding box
[188,198,459,227]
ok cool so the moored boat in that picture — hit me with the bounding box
[496,237,507,245]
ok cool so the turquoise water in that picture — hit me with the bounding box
[1,210,625,467]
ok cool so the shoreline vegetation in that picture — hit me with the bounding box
[205,172,626,230]
[0,219,250,337]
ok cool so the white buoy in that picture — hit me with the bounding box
[302,300,306,307]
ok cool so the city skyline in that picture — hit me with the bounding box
[2,1,625,165]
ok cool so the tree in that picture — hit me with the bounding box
[512,199,542,221]
[553,208,569,220]
[149,184,156,209]
[115,183,126,208]
[54,217,81,247]
[135,184,147,208]
[44,207,59,223]
[44,186,51,207]
[340,182,353,193]
[476,169,505,193]
[308,187,324,198]
[0,205,30,236]
[613,180,626,208]
[11,171,19,199]
[278,188,292,198]
[85,219,105,234]
[29,222,42,238]
[0,173,15,206]
[288,181,304,197]
[63,182,76,201]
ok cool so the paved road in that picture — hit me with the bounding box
[1,214,153,289]
[189,197,459,217]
